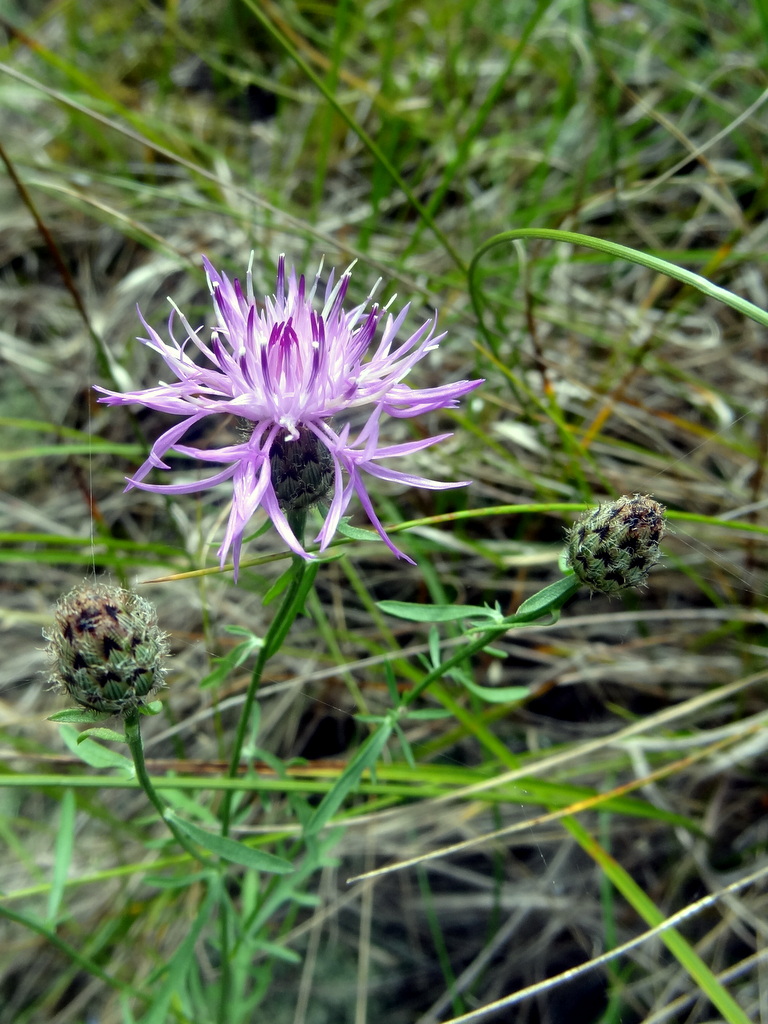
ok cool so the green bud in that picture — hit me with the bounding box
[566,494,666,594]
[45,582,168,715]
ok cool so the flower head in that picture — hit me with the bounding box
[96,255,482,576]
[45,582,168,715]
[566,493,666,594]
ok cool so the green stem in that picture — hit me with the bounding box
[402,621,510,707]
[219,556,320,836]
[216,551,318,1023]
[403,577,580,707]
[123,710,212,866]
[218,896,232,1024]
[124,713,224,1002]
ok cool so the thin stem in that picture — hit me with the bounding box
[124,714,225,1006]
[219,555,320,836]
[402,577,581,707]
[123,710,213,866]
[402,621,512,708]
[218,896,232,1024]
[215,552,318,1024]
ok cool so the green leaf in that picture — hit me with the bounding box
[138,700,163,716]
[336,519,379,542]
[168,815,294,874]
[401,709,454,721]
[0,442,142,462]
[565,816,752,1024]
[226,624,264,637]
[470,228,768,333]
[47,789,75,925]
[144,872,212,890]
[378,600,500,623]
[262,562,299,606]
[514,576,581,620]
[200,630,264,689]
[47,708,105,724]
[161,786,220,825]
[77,727,125,744]
[384,662,399,705]
[253,939,302,964]
[59,725,134,773]
[304,723,393,835]
[458,677,531,704]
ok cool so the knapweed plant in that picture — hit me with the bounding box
[6,7,768,1020]
[47,248,685,1021]
[53,234,703,1017]
[63,262,674,854]
[36,242,765,1024]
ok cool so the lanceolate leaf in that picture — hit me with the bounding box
[378,600,500,623]
[304,722,393,835]
[168,815,294,874]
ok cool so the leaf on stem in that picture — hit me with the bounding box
[168,814,294,874]
[303,722,393,835]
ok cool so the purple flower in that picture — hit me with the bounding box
[96,255,482,577]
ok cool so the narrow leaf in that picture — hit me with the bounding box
[59,726,134,773]
[253,939,302,964]
[78,727,125,744]
[304,723,393,835]
[336,519,379,542]
[47,789,75,925]
[378,600,498,623]
[144,872,212,890]
[48,708,104,724]
[168,815,294,874]
[138,700,163,716]
[514,576,580,620]
[458,677,531,704]
[402,709,454,721]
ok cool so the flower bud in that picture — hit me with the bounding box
[566,494,666,594]
[45,582,168,714]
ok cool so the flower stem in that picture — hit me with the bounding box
[219,554,320,836]
[123,710,212,866]
[402,575,581,706]
[123,714,227,1015]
